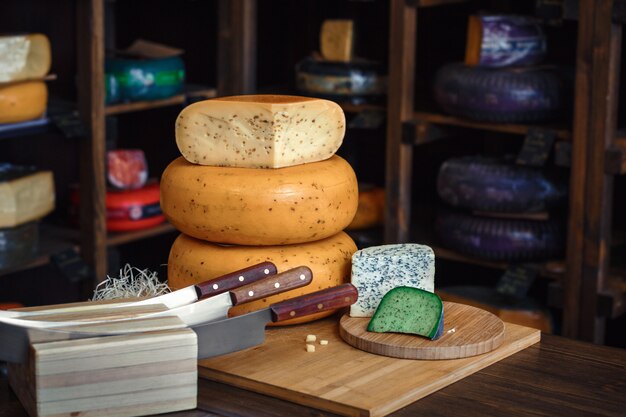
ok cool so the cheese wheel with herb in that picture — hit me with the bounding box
[167,231,357,325]
[160,155,358,245]
[0,81,47,124]
[175,94,345,168]
[0,34,51,83]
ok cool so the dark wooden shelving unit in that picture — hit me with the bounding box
[384,0,626,344]
[106,222,177,247]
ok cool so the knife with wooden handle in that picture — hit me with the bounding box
[194,283,358,359]
[0,261,277,318]
[2,266,314,328]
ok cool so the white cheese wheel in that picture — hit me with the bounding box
[167,231,357,325]
[175,94,345,168]
[0,166,54,228]
[160,155,358,245]
[0,34,51,83]
[350,244,436,317]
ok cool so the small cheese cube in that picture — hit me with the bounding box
[306,344,316,352]
[305,334,317,343]
[320,20,354,62]
[175,95,345,168]
[349,244,435,317]
[319,340,329,345]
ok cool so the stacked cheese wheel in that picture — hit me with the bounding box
[0,34,51,124]
[162,95,359,324]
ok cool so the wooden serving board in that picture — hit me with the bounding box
[199,313,540,417]
[339,302,505,360]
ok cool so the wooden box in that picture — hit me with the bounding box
[6,309,198,417]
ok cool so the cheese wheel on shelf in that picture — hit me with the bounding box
[347,184,385,230]
[320,19,354,62]
[160,155,358,245]
[0,34,51,83]
[175,94,345,168]
[0,81,47,124]
[167,231,357,325]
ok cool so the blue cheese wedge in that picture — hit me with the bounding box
[350,244,435,317]
[175,95,345,169]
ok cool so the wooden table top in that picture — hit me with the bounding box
[1,333,624,417]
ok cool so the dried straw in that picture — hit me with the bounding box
[91,264,171,301]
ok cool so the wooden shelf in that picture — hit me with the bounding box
[412,111,572,140]
[0,225,79,278]
[105,85,217,116]
[431,245,566,279]
[106,222,177,247]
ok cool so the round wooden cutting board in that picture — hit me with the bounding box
[339,302,505,360]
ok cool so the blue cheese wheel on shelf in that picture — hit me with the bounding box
[349,243,435,317]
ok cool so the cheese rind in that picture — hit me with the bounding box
[175,95,345,168]
[320,20,354,62]
[0,81,47,124]
[167,231,357,325]
[349,244,435,317]
[0,34,51,83]
[160,155,358,246]
[0,165,55,228]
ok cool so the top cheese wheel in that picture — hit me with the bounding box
[0,34,51,83]
[160,155,359,245]
[175,95,345,168]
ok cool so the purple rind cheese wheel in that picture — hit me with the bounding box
[435,210,565,262]
[437,156,568,213]
[434,63,567,123]
[476,14,547,68]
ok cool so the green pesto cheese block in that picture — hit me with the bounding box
[367,286,444,340]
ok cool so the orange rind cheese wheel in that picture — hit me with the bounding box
[0,81,47,124]
[160,155,358,245]
[167,231,357,325]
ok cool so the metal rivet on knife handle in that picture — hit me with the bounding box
[229,266,313,305]
[269,284,358,322]
[194,261,278,300]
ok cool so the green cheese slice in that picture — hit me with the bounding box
[367,286,445,340]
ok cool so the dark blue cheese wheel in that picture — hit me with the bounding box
[350,244,435,317]
[435,210,565,262]
[437,156,568,213]
[367,286,444,340]
[433,63,566,123]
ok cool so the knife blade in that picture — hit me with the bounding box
[194,283,358,359]
[1,266,314,329]
[0,261,277,318]
[0,280,353,364]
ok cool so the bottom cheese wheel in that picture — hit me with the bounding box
[0,81,48,124]
[168,231,357,325]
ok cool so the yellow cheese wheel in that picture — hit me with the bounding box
[0,81,47,124]
[160,155,359,245]
[347,184,385,230]
[167,231,357,325]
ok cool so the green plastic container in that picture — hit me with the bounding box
[105,55,185,102]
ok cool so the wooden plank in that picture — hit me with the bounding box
[412,111,572,140]
[384,0,416,244]
[76,0,107,284]
[199,316,539,417]
[105,95,185,116]
[217,0,257,95]
[7,318,198,417]
[565,0,621,342]
[106,222,177,247]
[605,138,626,174]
